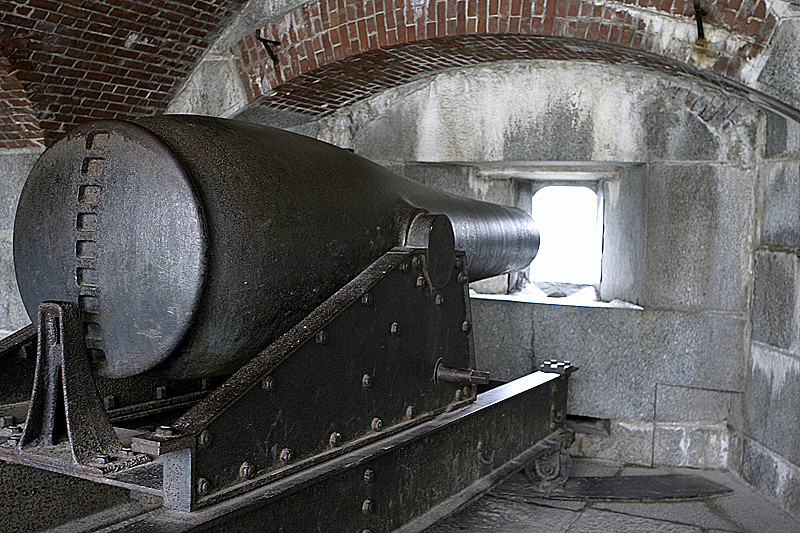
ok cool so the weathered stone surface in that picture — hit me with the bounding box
[427,493,578,532]
[166,58,247,117]
[741,437,800,521]
[0,239,29,334]
[0,151,40,234]
[530,303,745,420]
[570,419,654,466]
[600,164,647,305]
[752,251,799,350]
[644,164,754,313]
[400,162,515,206]
[760,162,800,248]
[470,298,535,381]
[758,20,800,109]
[652,422,729,468]
[744,344,800,466]
[569,508,701,532]
[314,62,748,164]
[655,384,736,423]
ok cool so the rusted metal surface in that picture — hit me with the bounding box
[132,247,478,509]
[20,302,121,463]
[94,372,569,532]
[14,116,538,379]
[435,363,491,385]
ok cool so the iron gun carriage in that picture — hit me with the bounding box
[0,116,573,532]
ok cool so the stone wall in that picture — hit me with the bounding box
[743,105,800,516]
[301,61,760,474]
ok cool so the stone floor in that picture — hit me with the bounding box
[428,459,800,533]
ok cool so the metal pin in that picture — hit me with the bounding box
[280,448,293,464]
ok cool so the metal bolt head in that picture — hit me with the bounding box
[329,432,342,447]
[0,415,15,428]
[455,389,463,401]
[262,376,276,391]
[362,499,374,514]
[416,276,426,289]
[239,461,255,479]
[361,293,372,305]
[315,330,328,344]
[196,477,209,496]
[390,322,399,336]
[103,395,115,410]
[435,294,444,306]
[155,386,167,400]
[280,448,293,464]
[461,320,471,332]
[155,425,175,437]
[411,256,421,270]
[198,430,212,448]
[94,453,111,464]
[406,405,415,419]
[371,418,383,432]
[363,469,374,483]
[399,261,409,272]
[362,373,373,388]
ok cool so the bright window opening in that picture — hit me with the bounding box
[530,185,602,288]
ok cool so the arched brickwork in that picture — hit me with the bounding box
[0,0,248,146]
[234,0,779,116]
[0,57,43,149]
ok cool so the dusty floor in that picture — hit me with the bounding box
[428,458,800,533]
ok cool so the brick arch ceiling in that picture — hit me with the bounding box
[235,0,781,119]
[0,0,785,149]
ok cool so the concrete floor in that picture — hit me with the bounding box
[429,459,800,533]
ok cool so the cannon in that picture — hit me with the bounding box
[0,116,574,532]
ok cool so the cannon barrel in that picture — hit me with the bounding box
[13,116,538,379]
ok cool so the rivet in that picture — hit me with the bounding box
[462,321,471,332]
[371,418,383,431]
[280,448,293,464]
[0,415,15,428]
[435,294,444,306]
[458,272,468,284]
[329,432,342,447]
[390,322,399,336]
[363,469,374,483]
[155,386,167,400]
[316,330,328,344]
[155,425,175,437]
[94,453,111,464]
[362,499,374,514]
[416,276,426,289]
[455,389,463,401]
[399,261,409,272]
[362,373,373,388]
[196,477,209,496]
[361,293,372,305]
[406,405,415,419]
[239,461,255,479]
[103,395,115,410]
[412,256,421,270]
[198,430,212,447]
[262,376,276,391]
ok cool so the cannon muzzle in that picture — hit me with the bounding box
[13,116,538,379]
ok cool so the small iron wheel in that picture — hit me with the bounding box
[524,447,572,492]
